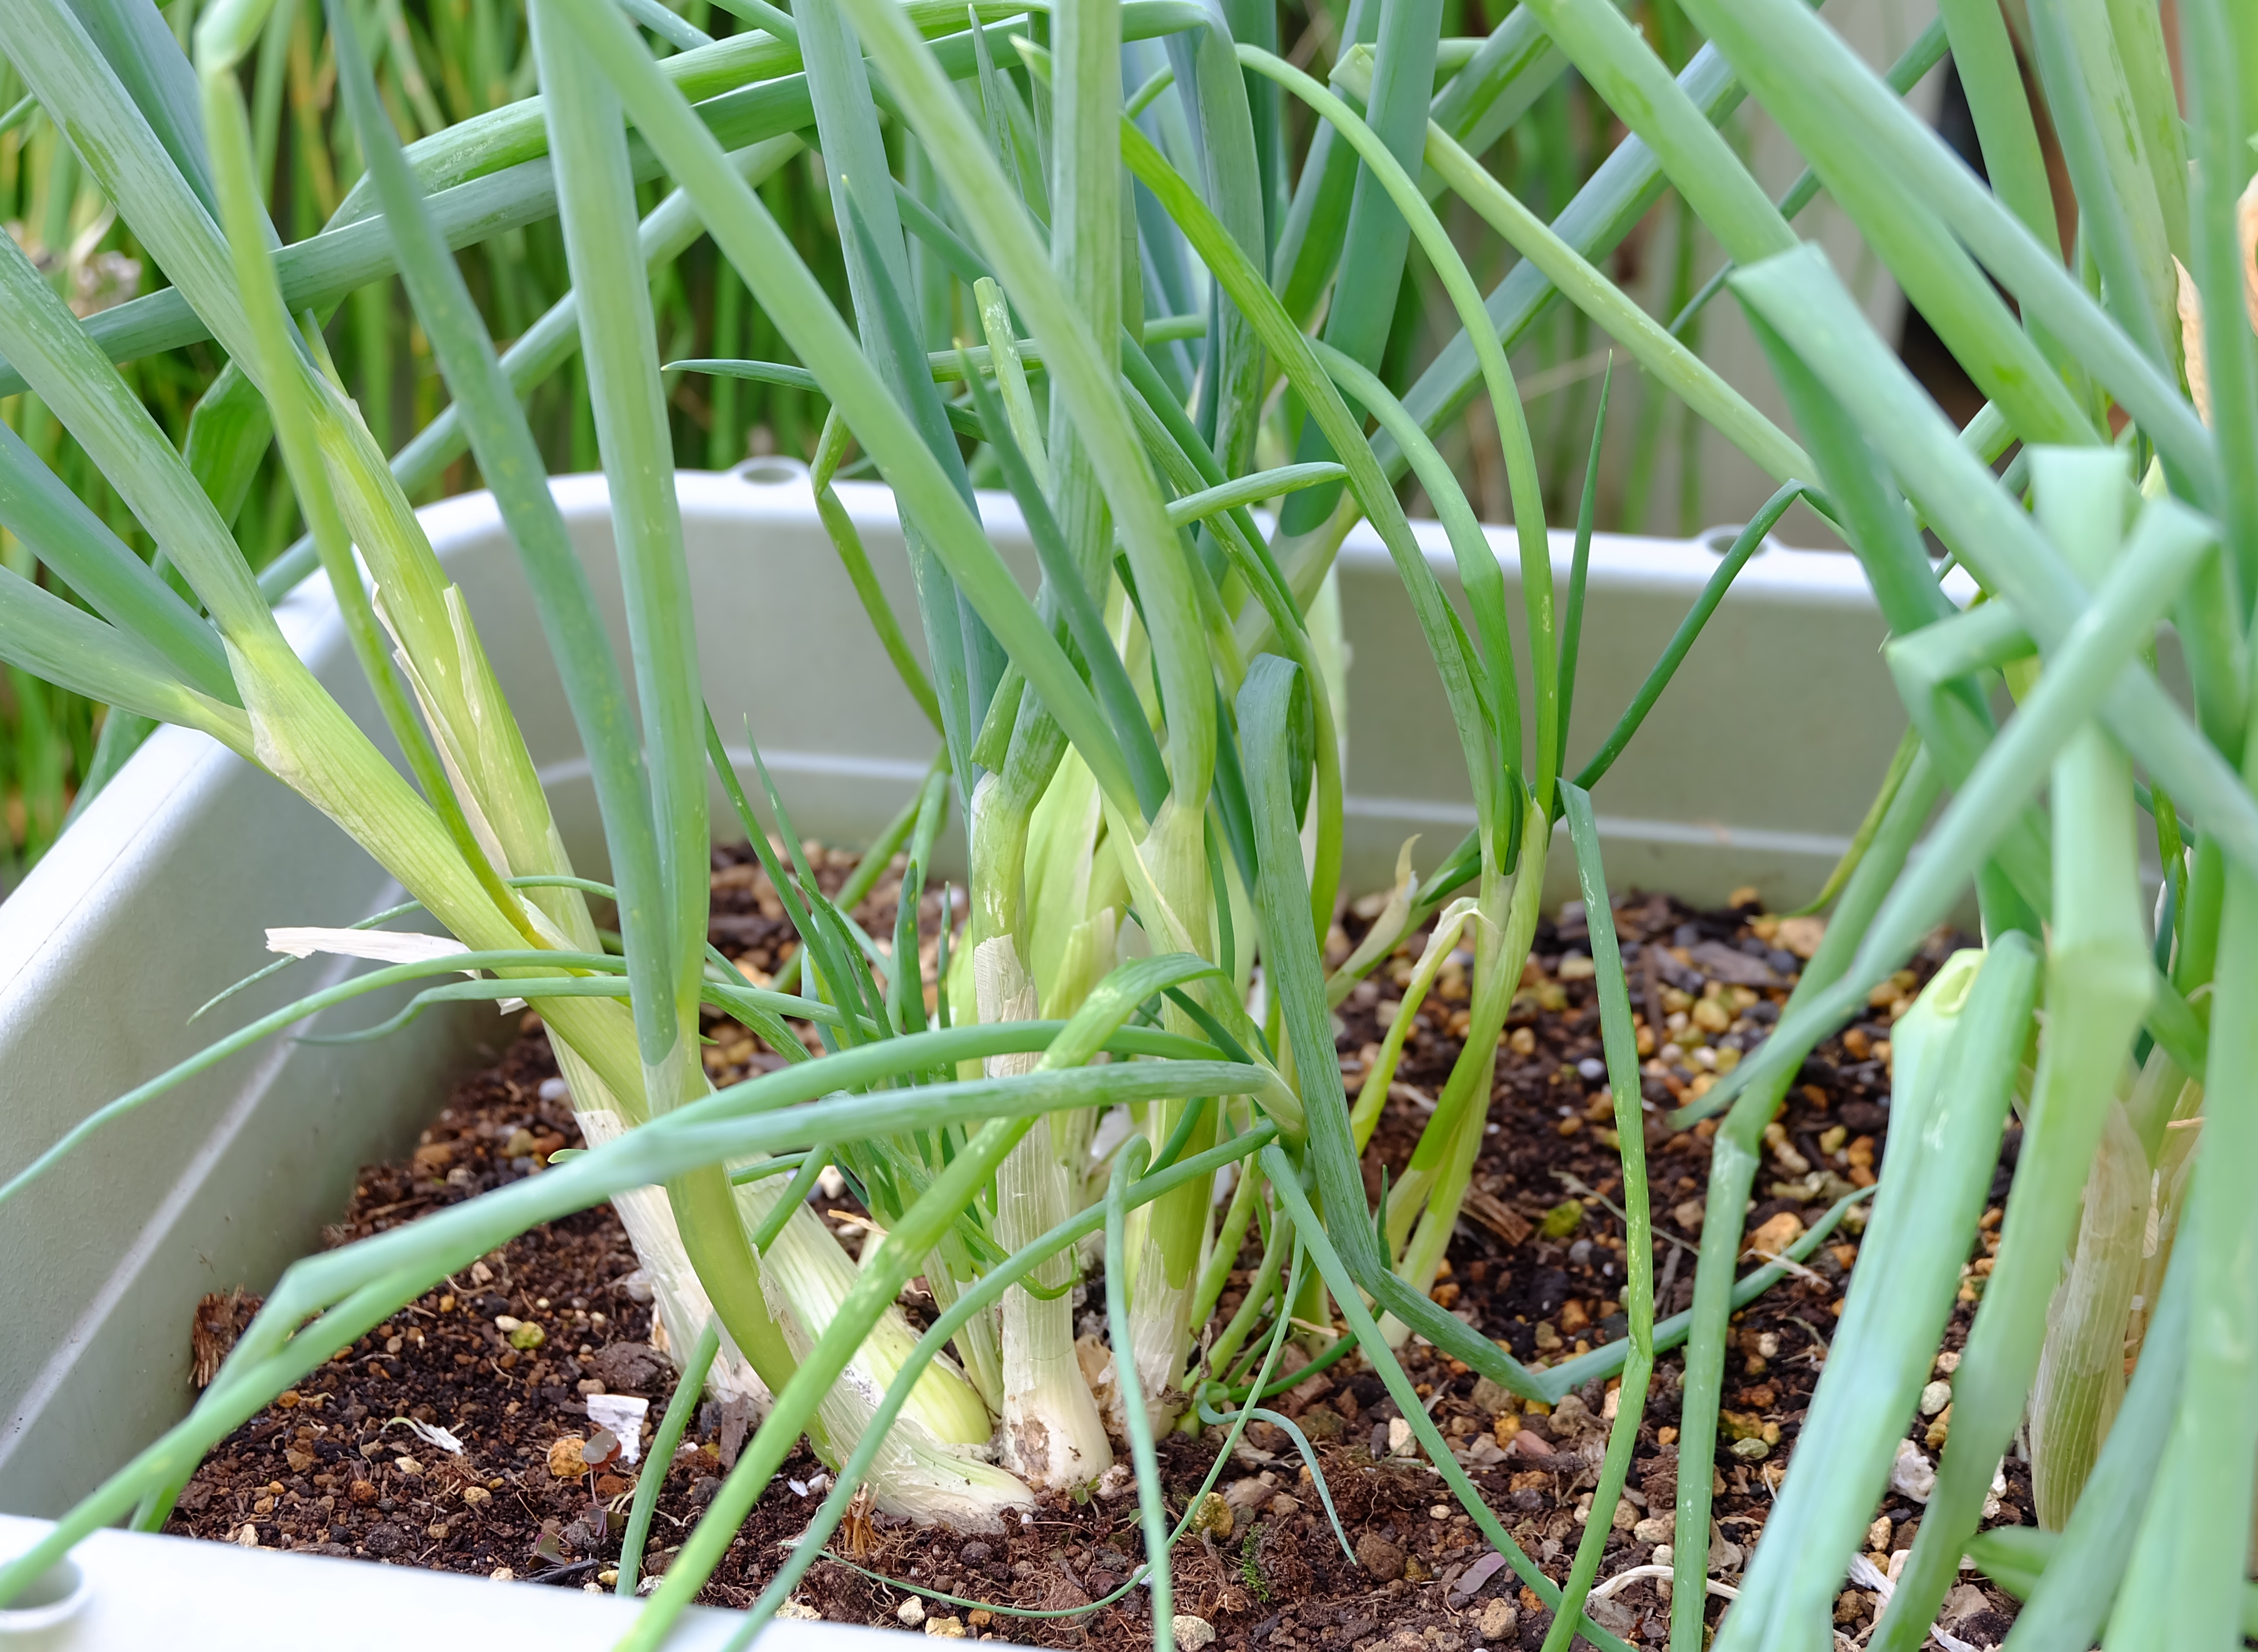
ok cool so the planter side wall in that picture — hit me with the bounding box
[0,585,492,1513]
[500,470,1925,909]
[0,472,1910,1515]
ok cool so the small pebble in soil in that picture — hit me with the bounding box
[1892,1439,1938,1502]
[1476,1598,1519,1641]
[548,1437,588,1478]
[1356,1532,1407,1581]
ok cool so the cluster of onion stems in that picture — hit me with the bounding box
[3,1,2257,1648]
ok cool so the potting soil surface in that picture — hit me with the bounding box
[169,847,2030,1648]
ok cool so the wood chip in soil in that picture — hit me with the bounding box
[167,855,2032,1649]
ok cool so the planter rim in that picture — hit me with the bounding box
[0,1511,906,1648]
[5,471,1940,947]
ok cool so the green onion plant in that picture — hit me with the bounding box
[1,1,2254,1650]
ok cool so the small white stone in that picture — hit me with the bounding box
[1173,1614,1218,1650]
[1634,1514,1674,1545]
[1387,1417,1414,1456]
[1890,1438,1937,1504]
[898,1598,928,1627]
[1866,1514,1893,1552]
[1919,1380,1953,1417]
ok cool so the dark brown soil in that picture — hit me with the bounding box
[167,854,2027,1649]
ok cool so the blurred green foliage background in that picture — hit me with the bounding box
[0,0,1707,882]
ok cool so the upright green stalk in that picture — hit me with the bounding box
[545,0,1146,821]
[972,764,1116,1483]
[1380,829,1540,1341]
[527,0,808,1452]
[1163,0,1265,474]
[1717,940,2043,1650]
[966,0,1135,1479]
[880,11,1231,1425]
[1044,0,1121,599]
[1669,746,1945,1647]
[327,3,791,1410]
[1874,451,2154,1646]
[1544,783,1654,1652]
[1274,0,1439,540]
[798,0,991,776]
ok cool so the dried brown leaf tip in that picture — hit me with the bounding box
[189,1288,258,1389]
[2175,182,2258,430]
[841,1484,878,1558]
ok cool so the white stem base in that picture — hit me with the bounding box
[979,937,1114,1489]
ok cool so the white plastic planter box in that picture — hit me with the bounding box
[0,1509,885,1649]
[0,470,1911,1639]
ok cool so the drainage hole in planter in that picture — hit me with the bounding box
[729,456,811,488]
